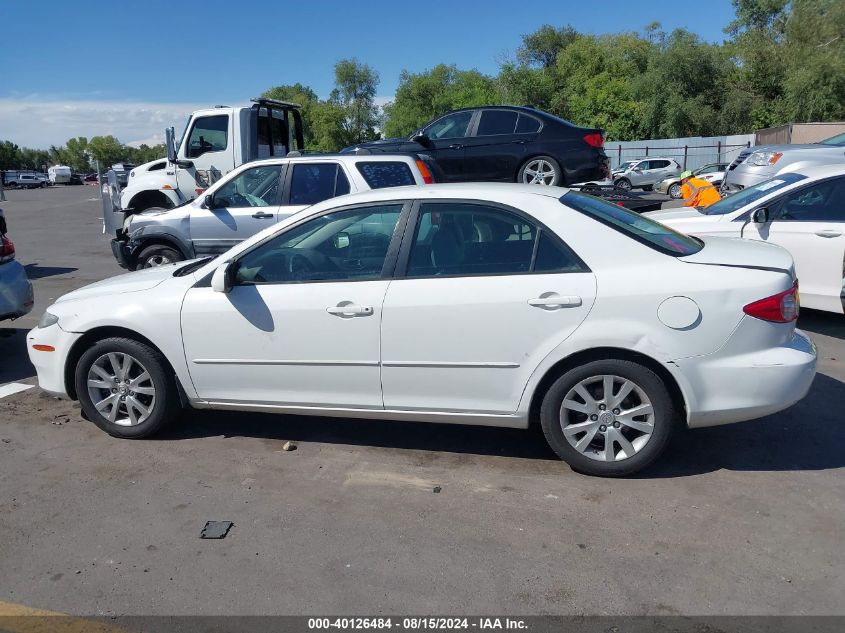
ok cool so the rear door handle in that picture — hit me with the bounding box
[528,295,582,308]
[815,229,842,238]
[252,211,274,219]
[448,144,463,150]
[512,139,526,144]
[327,303,374,317]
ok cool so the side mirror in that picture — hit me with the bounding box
[204,194,215,209]
[333,232,350,249]
[751,207,770,224]
[411,133,431,147]
[165,126,177,163]
[211,262,233,293]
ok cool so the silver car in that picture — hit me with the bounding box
[0,210,34,322]
[722,132,845,193]
[612,157,682,191]
[655,162,729,199]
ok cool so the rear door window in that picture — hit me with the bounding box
[476,110,519,136]
[515,114,541,134]
[288,163,349,205]
[356,162,416,188]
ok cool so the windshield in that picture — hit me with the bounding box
[562,191,702,256]
[173,256,213,277]
[615,161,634,171]
[819,131,845,146]
[703,173,807,215]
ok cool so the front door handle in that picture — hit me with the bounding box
[327,303,374,317]
[448,143,463,150]
[512,139,526,144]
[528,295,582,309]
[815,229,842,238]
[252,211,274,219]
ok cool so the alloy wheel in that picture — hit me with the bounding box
[142,254,172,268]
[86,352,156,426]
[522,159,557,185]
[559,374,654,462]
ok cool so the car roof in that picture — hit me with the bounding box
[238,154,420,169]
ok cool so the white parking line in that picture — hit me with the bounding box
[0,382,35,399]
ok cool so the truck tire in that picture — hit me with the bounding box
[136,244,184,269]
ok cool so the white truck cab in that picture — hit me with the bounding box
[113,98,304,223]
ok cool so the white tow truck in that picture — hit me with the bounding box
[107,99,304,232]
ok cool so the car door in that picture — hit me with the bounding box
[419,111,476,182]
[181,201,409,407]
[462,109,526,181]
[176,114,233,200]
[279,162,353,223]
[380,201,597,414]
[643,159,669,186]
[627,160,648,186]
[189,164,284,256]
[744,177,845,313]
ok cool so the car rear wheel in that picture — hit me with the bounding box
[539,359,678,477]
[75,337,180,438]
[668,182,682,199]
[519,156,562,186]
[136,244,183,269]
[614,177,632,190]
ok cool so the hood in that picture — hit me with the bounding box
[751,143,845,154]
[55,265,177,304]
[645,208,707,222]
[681,236,794,276]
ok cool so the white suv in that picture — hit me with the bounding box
[612,158,682,191]
[109,154,436,270]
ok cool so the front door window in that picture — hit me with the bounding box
[186,115,228,159]
[213,165,283,208]
[424,111,473,140]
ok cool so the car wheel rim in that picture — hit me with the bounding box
[559,374,654,462]
[143,254,172,268]
[669,184,681,198]
[87,352,156,427]
[616,180,631,190]
[522,159,556,185]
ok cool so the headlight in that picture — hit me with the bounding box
[38,312,59,329]
[745,151,783,167]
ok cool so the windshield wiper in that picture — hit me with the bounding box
[173,257,213,277]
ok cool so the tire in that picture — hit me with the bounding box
[539,359,678,477]
[614,177,632,190]
[667,182,683,199]
[518,156,562,186]
[74,337,181,439]
[135,243,183,269]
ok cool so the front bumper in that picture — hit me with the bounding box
[0,260,34,321]
[110,238,134,270]
[676,328,817,428]
[26,324,82,399]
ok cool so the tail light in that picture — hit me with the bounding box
[415,160,434,184]
[583,133,604,148]
[0,235,15,264]
[743,281,799,323]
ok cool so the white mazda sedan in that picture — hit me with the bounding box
[28,184,816,476]
[646,164,845,314]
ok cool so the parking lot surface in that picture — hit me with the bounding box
[0,186,843,616]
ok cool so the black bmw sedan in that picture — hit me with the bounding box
[343,106,610,186]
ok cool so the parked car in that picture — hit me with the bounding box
[68,174,84,185]
[646,164,845,314]
[0,209,35,322]
[10,172,48,189]
[83,173,99,183]
[30,184,815,476]
[106,153,438,270]
[721,132,845,194]
[612,158,682,191]
[342,106,609,187]
[656,163,729,199]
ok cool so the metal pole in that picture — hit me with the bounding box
[645,145,649,157]
[617,146,621,165]
[717,141,721,162]
[683,145,688,170]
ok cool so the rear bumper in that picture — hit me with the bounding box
[0,260,34,321]
[676,328,817,428]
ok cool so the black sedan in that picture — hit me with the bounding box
[343,106,609,186]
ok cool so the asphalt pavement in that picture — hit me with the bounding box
[0,185,843,616]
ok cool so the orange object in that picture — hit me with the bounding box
[681,176,721,208]
[32,344,55,352]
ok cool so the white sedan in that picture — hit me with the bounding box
[647,164,845,314]
[28,184,816,477]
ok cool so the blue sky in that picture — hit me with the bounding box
[0,0,736,147]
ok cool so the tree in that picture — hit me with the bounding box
[87,135,128,170]
[331,58,381,146]
[0,141,22,170]
[262,83,321,147]
[517,24,578,68]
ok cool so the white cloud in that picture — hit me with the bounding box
[0,97,208,148]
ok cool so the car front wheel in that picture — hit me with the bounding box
[539,359,678,476]
[75,337,180,438]
[136,243,184,270]
[614,177,632,190]
[519,156,562,186]
[668,182,682,199]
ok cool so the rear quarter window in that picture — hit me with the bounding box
[356,162,416,189]
[561,191,702,256]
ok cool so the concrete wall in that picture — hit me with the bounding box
[605,134,755,171]
[756,122,845,145]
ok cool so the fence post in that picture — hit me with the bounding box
[683,145,688,170]
[617,145,621,165]
[717,141,721,162]
[645,145,649,157]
